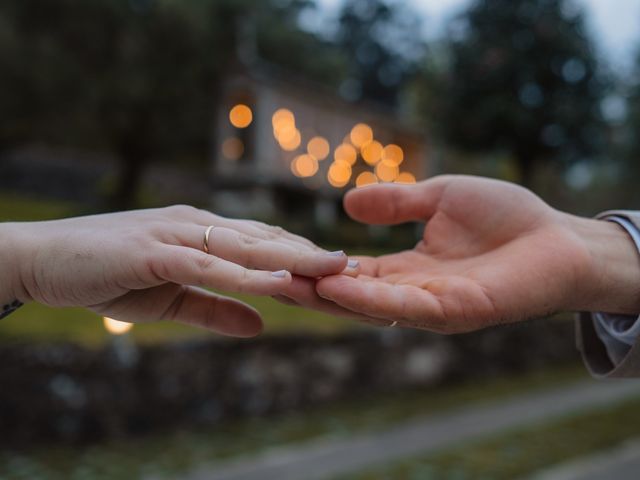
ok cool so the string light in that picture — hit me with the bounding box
[350,123,373,148]
[382,144,404,166]
[307,136,330,160]
[375,159,400,182]
[103,317,133,335]
[356,171,378,187]
[291,154,319,177]
[221,137,244,160]
[395,172,416,184]
[334,143,357,166]
[328,161,352,187]
[229,104,253,128]
[361,140,383,165]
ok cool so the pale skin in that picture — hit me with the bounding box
[278,175,640,333]
[0,205,356,337]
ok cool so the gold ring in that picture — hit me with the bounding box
[388,321,398,328]
[203,226,214,254]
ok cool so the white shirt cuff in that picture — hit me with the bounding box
[593,215,640,362]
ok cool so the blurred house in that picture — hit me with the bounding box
[211,64,429,226]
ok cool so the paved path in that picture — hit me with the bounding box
[529,438,640,480]
[181,380,640,480]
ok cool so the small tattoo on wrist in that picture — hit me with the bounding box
[0,300,23,320]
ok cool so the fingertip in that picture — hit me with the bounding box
[179,294,264,338]
[340,259,361,277]
[271,269,291,280]
[319,250,349,273]
[216,297,264,338]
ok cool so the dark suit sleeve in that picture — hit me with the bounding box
[576,210,640,378]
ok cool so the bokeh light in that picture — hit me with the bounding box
[361,140,383,165]
[382,144,404,166]
[272,108,302,151]
[350,123,373,148]
[221,137,244,161]
[334,143,358,166]
[375,159,400,182]
[279,129,301,151]
[103,317,133,335]
[291,154,319,178]
[229,104,253,129]
[395,172,416,184]
[272,108,295,129]
[307,136,330,160]
[328,160,352,187]
[356,171,378,187]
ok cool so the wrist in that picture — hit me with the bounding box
[0,223,32,305]
[568,215,640,314]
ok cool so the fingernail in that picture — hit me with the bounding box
[318,292,333,301]
[327,250,345,257]
[347,260,360,269]
[271,270,288,278]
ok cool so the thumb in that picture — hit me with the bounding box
[343,177,449,225]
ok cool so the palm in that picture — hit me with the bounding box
[316,176,589,332]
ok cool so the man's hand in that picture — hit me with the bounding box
[278,175,640,333]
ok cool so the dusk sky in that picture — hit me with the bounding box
[315,0,640,72]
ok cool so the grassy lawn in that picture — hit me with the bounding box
[346,395,640,480]
[0,364,589,480]
[0,193,77,222]
[0,294,355,346]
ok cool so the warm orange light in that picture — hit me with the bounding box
[292,154,319,178]
[273,109,300,152]
[395,172,416,184]
[275,123,298,142]
[375,159,400,182]
[307,136,330,160]
[361,140,383,165]
[328,161,352,187]
[279,129,301,151]
[356,171,378,187]
[334,143,357,166]
[350,123,373,148]
[221,137,244,161]
[229,104,253,129]
[382,144,404,166]
[272,108,295,127]
[103,316,133,335]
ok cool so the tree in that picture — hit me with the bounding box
[336,0,424,107]
[0,0,338,210]
[625,50,640,202]
[430,0,607,186]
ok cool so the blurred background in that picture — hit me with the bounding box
[1,0,640,479]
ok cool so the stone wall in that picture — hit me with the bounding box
[0,318,578,447]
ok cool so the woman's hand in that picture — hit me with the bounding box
[277,176,640,333]
[2,205,352,337]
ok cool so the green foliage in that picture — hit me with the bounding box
[623,51,640,205]
[425,0,608,185]
[0,294,352,346]
[0,0,343,209]
[336,0,424,106]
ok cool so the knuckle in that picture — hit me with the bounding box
[236,268,253,293]
[234,234,261,266]
[264,225,285,240]
[236,233,260,247]
[196,253,220,271]
[164,204,198,218]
